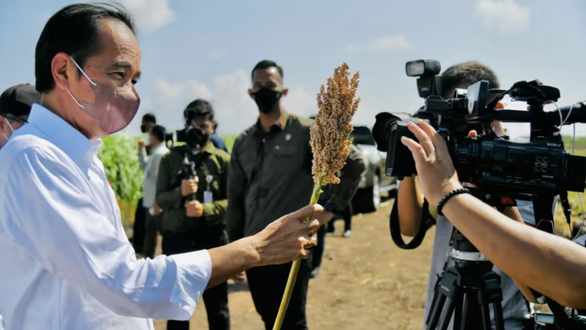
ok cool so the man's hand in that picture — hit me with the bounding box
[233,273,245,283]
[248,204,325,266]
[206,204,325,289]
[181,178,198,197]
[400,120,462,206]
[138,140,146,149]
[153,203,163,215]
[185,200,204,218]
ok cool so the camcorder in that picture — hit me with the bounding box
[374,59,586,216]
[376,59,586,329]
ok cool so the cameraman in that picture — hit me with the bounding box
[394,62,533,329]
[402,118,586,310]
[155,102,231,330]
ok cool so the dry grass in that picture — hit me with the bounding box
[145,193,586,329]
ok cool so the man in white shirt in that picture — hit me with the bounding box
[142,124,169,259]
[0,3,323,330]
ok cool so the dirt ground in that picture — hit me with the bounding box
[152,200,436,330]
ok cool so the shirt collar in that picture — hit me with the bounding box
[254,109,290,135]
[201,142,216,154]
[26,104,101,172]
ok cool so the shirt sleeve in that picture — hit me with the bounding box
[202,156,229,227]
[226,138,247,241]
[2,147,211,320]
[326,144,366,211]
[139,147,148,170]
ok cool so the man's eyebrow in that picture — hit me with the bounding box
[111,61,132,69]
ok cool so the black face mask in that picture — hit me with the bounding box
[140,124,147,133]
[252,87,282,114]
[184,125,210,148]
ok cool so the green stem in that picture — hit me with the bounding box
[272,172,324,330]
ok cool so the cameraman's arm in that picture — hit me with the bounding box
[443,194,586,308]
[396,177,426,237]
[403,120,586,308]
[155,154,182,210]
[325,145,365,213]
[202,155,230,227]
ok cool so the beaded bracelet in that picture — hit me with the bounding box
[437,188,470,216]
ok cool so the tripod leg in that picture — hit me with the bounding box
[426,294,446,329]
[478,291,493,330]
[438,297,455,330]
[491,303,505,330]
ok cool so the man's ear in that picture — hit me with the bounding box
[282,88,289,97]
[51,53,75,91]
[248,88,254,98]
[0,116,5,132]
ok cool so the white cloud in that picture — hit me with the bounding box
[148,70,322,135]
[208,51,225,61]
[346,35,412,52]
[474,0,531,35]
[129,71,379,137]
[117,0,175,33]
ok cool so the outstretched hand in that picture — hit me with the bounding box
[250,204,325,267]
[400,120,463,206]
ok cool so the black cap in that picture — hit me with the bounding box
[0,84,41,120]
[183,99,215,122]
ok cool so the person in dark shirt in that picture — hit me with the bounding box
[156,103,231,330]
[226,60,365,330]
[133,112,157,256]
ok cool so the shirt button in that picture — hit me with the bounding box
[275,146,280,150]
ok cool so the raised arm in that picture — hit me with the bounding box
[326,144,365,211]
[402,120,586,308]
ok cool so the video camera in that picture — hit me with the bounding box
[378,59,586,330]
[373,59,586,202]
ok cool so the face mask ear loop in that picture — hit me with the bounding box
[5,117,15,133]
[66,56,99,110]
[69,56,97,87]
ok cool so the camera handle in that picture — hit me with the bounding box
[389,193,436,250]
[181,149,211,202]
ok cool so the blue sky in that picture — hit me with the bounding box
[0,0,584,139]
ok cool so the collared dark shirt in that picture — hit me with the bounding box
[156,143,230,238]
[226,110,366,241]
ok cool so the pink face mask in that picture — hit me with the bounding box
[66,56,140,135]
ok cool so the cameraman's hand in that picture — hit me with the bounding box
[138,140,146,149]
[401,120,462,206]
[181,178,198,197]
[185,200,204,217]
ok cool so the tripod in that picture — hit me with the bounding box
[426,232,505,330]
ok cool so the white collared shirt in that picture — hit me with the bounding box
[0,104,211,330]
[143,143,169,208]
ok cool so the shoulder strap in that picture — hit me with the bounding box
[389,193,435,250]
